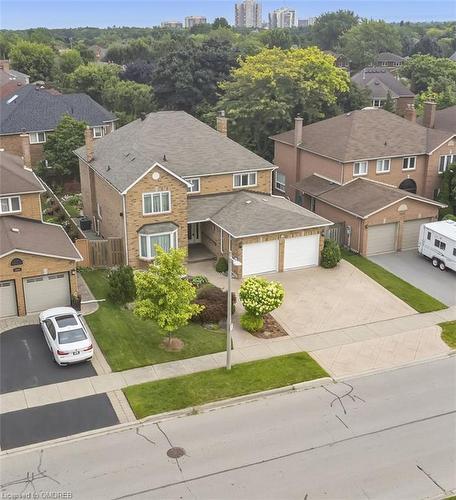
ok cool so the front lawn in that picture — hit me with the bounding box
[440,321,456,349]
[342,250,447,313]
[80,269,226,372]
[124,352,328,418]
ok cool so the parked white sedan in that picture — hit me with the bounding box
[39,307,93,366]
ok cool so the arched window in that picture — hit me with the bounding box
[398,179,417,194]
[10,258,23,266]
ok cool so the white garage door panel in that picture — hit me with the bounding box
[402,218,432,250]
[0,281,17,318]
[284,235,320,270]
[367,223,397,256]
[243,240,278,276]
[24,273,71,313]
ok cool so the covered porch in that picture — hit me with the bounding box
[187,222,216,263]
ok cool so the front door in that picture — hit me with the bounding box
[188,223,201,244]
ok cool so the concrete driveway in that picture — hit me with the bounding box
[370,250,456,306]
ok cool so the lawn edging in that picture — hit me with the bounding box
[123,352,329,419]
[342,250,447,313]
[439,321,456,350]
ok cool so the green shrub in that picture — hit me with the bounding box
[190,275,209,288]
[215,256,228,273]
[193,285,236,324]
[443,214,456,222]
[321,239,341,269]
[107,266,136,305]
[240,312,264,333]
[239,277,284,317]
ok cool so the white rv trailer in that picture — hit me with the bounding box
[418,220,456,272]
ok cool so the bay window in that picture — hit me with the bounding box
[139,231,177,259]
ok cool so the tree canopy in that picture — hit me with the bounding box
[9,40,55,81]
[311,10,359,50]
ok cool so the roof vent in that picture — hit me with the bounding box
[6,94,18,104]
[11,227,20,233]
[163,154,167,162]
[245,200,252,205]
[106,165,111,171]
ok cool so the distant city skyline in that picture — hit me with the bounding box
[2,1,455,30]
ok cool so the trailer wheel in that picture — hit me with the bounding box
[439,261,446,271]
[432,257,439,268]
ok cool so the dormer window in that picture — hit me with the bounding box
[0,196,21,214]
[92,126,104,138]
[29,132,46,144]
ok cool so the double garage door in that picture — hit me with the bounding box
[0,273,71,318]
[242,235,320,276]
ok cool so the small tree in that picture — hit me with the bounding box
[134,247,203,345]
[382,91,395,112]
[438,163,456,217]
[321,239,342,268]
[107,266,136,305]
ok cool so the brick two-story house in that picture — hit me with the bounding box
[271,108,451,256]
[0,149,81,318]
[75,111,332,277]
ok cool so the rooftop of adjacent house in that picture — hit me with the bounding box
[351,67,414,99]
[0,216,82,261]
[270,108,454,162]
[375,52,405,63]
[0,84,116,135]
[449,51,456,61]
[74,111,275,193]
[188,190,332,238]
[417,105,456,134]
[294,175,444,218]
[0,151,44,195]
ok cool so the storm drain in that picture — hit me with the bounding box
[167,446,186,459]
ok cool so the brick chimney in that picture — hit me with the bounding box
[294,115,303,146]
[403,104,416,123]
[20,133,32,168]
[423,101,436,129]
[216,110,228,136]
[0,60,10,72]
[84,127,95,162]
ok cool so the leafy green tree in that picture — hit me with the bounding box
[216,47,350,158]
[340,20,402,69]
[27,28,55,46]
[411,36,444,57]
[382,91,395,112]
[239,277,284,317]
[400,54,456,93]
[438,163,456,217]
[107,266,136,305]
[320,240,342,268]
[311,10,359,50]
[260,29,293,49]
[324,81,371,116]
[69,62,121,101]
[212,17,230,29]
[40,115,86,184]
[122,60,155,84]
[9,40,55,81]
[73,41,96,63]
[59,49,83,74]
[134,247,203,343]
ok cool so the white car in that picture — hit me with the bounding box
[39,307,93,366]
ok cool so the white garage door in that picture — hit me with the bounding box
[284,234,320,270]
[402,218,432,250]
[0,281,17,318]
[23,273,71,314]
[367,223,397,256]
[242,240,278,276]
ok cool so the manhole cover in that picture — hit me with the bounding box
[167,447,185,459]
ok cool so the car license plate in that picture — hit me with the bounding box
[73,350,80,355]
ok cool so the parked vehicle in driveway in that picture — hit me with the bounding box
[418,220,456,272]
[39,307,93,366]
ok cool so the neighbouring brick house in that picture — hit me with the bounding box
[374,52,405,69]
[0,59,29,99]
[0,83,116,167]
[351,67,415,115]
[418,102,456,135]
[75,111,332,277]
[0,149,81,318]
[270,108,453,256]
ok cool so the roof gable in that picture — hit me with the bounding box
[0,151,44,195]
[351,67,414,98]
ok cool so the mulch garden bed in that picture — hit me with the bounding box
[252,314,288,339]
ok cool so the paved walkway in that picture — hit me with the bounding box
[1,305,454,417]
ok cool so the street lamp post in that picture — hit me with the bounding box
[226,247,241,370]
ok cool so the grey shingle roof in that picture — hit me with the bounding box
[0,216,81,260]
[375,52,405,63]
[74,111,275,193]
[0,151,44,195]
[188,190,332,237]
[0,84,116,135]
[351,67,414,99]
[417,105,456,134]
[450,51,456,61]
[270,108,454,162]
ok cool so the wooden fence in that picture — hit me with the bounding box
[325,222,346,246]
[75,238,124,268]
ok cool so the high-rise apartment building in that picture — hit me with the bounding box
[269,8,297,29]
[184,16,207,28]
[235,0,262,28]
[298,17,316,28]
[161,21,183,28]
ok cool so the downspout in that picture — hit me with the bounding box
[122,194,129,265]
[340,161,344,185]
[358,218,362,254]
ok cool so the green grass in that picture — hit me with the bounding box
[124,352,328,418]
[61,196,82,218]
[80,269,226,372]
[342,250,447,313]
[440,321,456,349]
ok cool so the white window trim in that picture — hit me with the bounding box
[92,126,104,138]
[353,161,368,177]
[0,195,21,214]
[402,156,416,171]
[187,178,200,193]
[275,172,286,192]
[142,191,171,215]
[372,99,384,107]
[439,154,456,174]
[233,172,257,188]
[138,229,177,260]
[29,131,46,144]
[376,158,391,174]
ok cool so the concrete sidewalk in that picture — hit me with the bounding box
[1,305,454,417]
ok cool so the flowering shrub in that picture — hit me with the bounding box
[239,277,284,317]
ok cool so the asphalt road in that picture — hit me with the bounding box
[1,357,455,499]
[370,250,456,306]
[0,325,96,394]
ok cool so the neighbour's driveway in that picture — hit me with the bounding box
[370,250,456,306]
[0,325,96,394]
